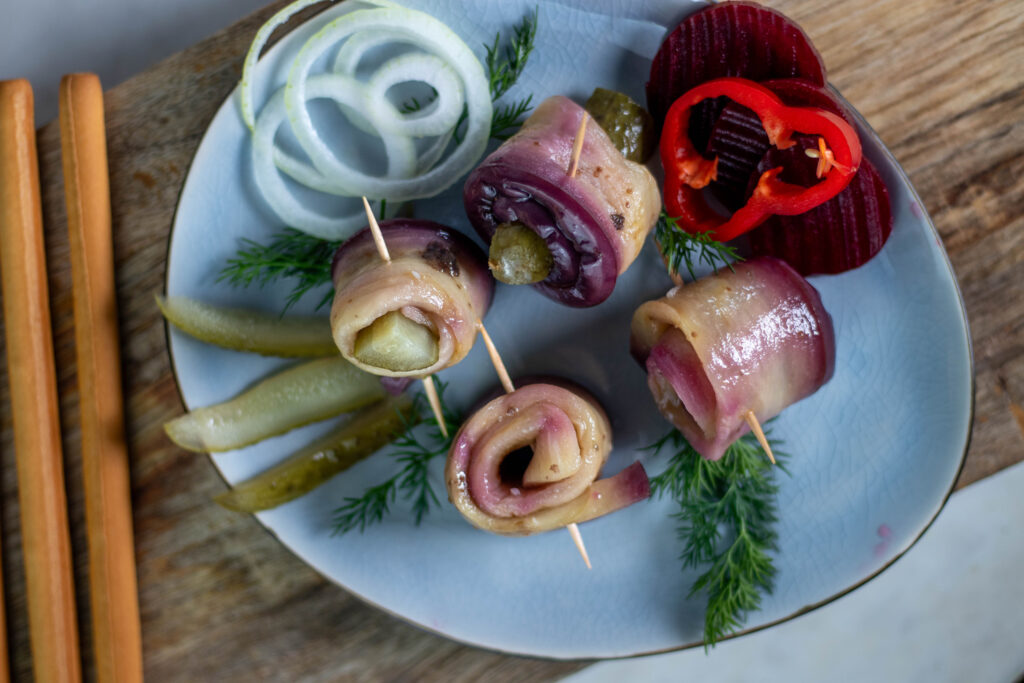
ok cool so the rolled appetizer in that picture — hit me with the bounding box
[630,257,835,461]
[463,95,660,308]
[446,379,650,535]
[330,218,494,377]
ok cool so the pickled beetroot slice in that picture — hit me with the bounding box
[747,144,893,275]
[646,1,826,127]
[706,78,854,209]
[706,101,770,210]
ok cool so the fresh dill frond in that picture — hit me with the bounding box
[646,424,788,647]
[654,211,741,282]
[399,86,439,114]
[332,380,461,534]
[490,94,534,140]
[217,228,339,313]
[485,7,538,101]
[454,8,539,144]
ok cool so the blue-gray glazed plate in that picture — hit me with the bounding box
[165,0,973,658]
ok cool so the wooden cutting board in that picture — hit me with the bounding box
[1,0,1021,680]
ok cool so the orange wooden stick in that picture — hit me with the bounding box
[0,78,82,683]
[567,111,588,178]
[745,411,776,465]
[59,73,143,683]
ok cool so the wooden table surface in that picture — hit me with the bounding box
[1,0,1021,680]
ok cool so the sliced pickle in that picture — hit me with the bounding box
[215,395,415,513]
[164,357,385,452]
[584,87,656,163]
[353,311,439,372]
[158,295,336,357]
[488,222,553,285]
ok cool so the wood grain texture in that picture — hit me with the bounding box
[0,0,1020,680]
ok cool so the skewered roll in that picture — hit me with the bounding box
[631,257,835,460]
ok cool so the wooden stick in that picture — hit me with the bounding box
[744,411,776,465]
[475,321,591,568]
[362,195,391,263]
[0,78,82,683]
[59,73,144,683]
[0,538,7,683]
[475,322,515,395]
[567,111,589,178]
[421,375,448,438]
[361,197,450,436]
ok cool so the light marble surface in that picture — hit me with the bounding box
[561,461,1024,683]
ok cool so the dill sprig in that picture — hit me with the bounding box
[646,425,788,647]
[490,95,534,141]
[331,380,461,534]
[217,228,339,313]
[485,8,538,102]
[454,8,539,143]
[655,212,742,282]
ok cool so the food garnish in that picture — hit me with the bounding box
[645,425,787,647]
[463,95,660,307]
[446,380,650,536]
[332,380,459,533]
[646,1,826,128]
[164,357,385,452]
[218,228,339,313]
[216,395,415,513]
[157,295,335,357]
[654,211,740,282]
[747,142,893,275]
[660,77,861,242]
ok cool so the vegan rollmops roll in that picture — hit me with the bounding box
[330,218,494,377]
[446,379,650,536]
[463,96,660,308]
[631,257,835,461]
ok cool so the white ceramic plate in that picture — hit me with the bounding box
[165,0,973,658]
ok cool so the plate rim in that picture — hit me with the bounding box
[160,3,976,661]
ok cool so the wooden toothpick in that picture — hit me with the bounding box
[476,321,515,395]
[362,196,449,435]
[363,196,391,263]
[567,111,589,178]
[744,411,776,465]
[422,375,448,438]
[475,320,591,569]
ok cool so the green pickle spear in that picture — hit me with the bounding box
[215,395,415,513]
[158,295,336,357]
[164,356,385,452]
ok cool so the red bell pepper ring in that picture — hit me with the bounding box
[660,77,862,242]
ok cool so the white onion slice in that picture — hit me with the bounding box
[243,1,493,236]
[253,75,413,240]
[284,7,492,202]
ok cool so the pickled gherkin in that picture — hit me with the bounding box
[215,395,414,512]
[164,356,385,452]
[487,222,554,285]
[584,87,656,163]
[158,295,335,357]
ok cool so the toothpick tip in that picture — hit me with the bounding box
[744,410,776,465]
[567,523,592,569]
